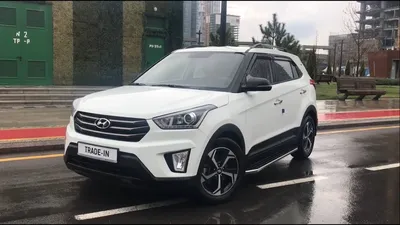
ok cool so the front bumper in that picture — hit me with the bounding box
[64,116,208,180]
[64,143,194,185]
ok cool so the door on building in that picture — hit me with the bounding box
[143,36,165,70]
[0,1,53,85]
[390,60,399,79]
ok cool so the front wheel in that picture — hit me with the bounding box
[193,137,245,204]
[291,115,316,160]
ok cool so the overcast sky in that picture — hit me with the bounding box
[227,1,356,46]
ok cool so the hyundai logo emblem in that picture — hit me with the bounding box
[94,118,111,129]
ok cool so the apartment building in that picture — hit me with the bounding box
[182,1,221,47]
[357,1,400,50]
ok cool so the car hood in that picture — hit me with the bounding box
[76,86,229,119]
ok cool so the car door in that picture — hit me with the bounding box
[270,58,309,133]
[243,54,287,149]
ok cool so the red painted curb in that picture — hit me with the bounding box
[0,109,398,141]
[318,109,399,121]
[0,127,66,140]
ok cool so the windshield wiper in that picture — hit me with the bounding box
[148,84,191,89]
[129,82,148,86]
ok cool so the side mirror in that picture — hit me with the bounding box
[240,74,272,92]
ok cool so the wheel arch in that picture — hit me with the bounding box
[302,105,318,133]
[205,123,246,154]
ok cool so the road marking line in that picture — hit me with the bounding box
[74,198,187,220]
[257,176,328,189]
[318,125,399,135]
[0,154,63,163]
[365,163,400,171]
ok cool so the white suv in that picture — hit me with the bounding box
[64,44,318,204]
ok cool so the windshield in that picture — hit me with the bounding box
[133,52,244,91]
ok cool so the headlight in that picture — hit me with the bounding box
[72,98,82,116]
[153,105,217,129]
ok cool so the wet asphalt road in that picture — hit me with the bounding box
[0,126,399,224]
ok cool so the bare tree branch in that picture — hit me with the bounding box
[342,2,379,76]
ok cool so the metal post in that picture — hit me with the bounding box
[339,40,344,77]
[196,29,202,45]
[220,1,227,46]
[333,43,337,76]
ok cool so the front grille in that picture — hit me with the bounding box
[74,111,150,142]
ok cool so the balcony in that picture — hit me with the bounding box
[357,7,382,16]
[384,16,400,21]
[384,6,400,12]
[357,17,383,25]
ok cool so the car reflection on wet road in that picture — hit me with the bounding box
[0,125,399,224]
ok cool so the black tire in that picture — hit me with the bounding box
[192,137,246,205]
[291,115,316,160]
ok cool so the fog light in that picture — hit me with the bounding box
[172,150,189,172]
[165,150,190,173]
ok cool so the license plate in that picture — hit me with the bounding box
[77,142,118,163]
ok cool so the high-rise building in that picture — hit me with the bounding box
[182,1,213,47]
[357,1,399,50]
[204,1,221,45]
[209,13,240,44]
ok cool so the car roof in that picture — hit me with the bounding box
[175,46,297,59]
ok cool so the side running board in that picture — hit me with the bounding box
[245,148,297,174]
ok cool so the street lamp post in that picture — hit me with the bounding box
[220,1,227,46]
[339,39,344,77]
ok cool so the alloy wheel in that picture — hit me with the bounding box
[302,120,314,154]
[201,147,239,196]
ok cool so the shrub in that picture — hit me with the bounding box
[375,78,400,86]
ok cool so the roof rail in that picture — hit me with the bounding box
[184,45,204,49]
[245,43,287,53]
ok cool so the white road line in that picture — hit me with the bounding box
[257,176,328,189]
[74,198,187,220]
[365,163,400,171]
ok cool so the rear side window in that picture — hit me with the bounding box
[271,60,294,83]
[249,57,273,83]
[291,63,303,78]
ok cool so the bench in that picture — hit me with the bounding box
[336,77,386,101]
[315,75,334,84]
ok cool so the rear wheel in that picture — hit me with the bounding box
[291,115,316,160]
[193,137,245,204]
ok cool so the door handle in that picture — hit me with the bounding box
[274,99,283,105]
[300,89,307,94]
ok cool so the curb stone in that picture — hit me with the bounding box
[317,118,399,131]
[0,118,399,155]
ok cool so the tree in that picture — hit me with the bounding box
[259,13,286,46]
[327,61,332,75]
[281,33,301,56]
[327,50,332,74]
[345,60,350,76]
[306,48,317,79]
[343,2,378,77]
[253,13,301,56]
[210,27,236,46]
[359,61,365,77]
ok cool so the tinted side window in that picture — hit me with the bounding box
[249,58,273,83]
[291,63,303,78]
[271,60,294,83]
